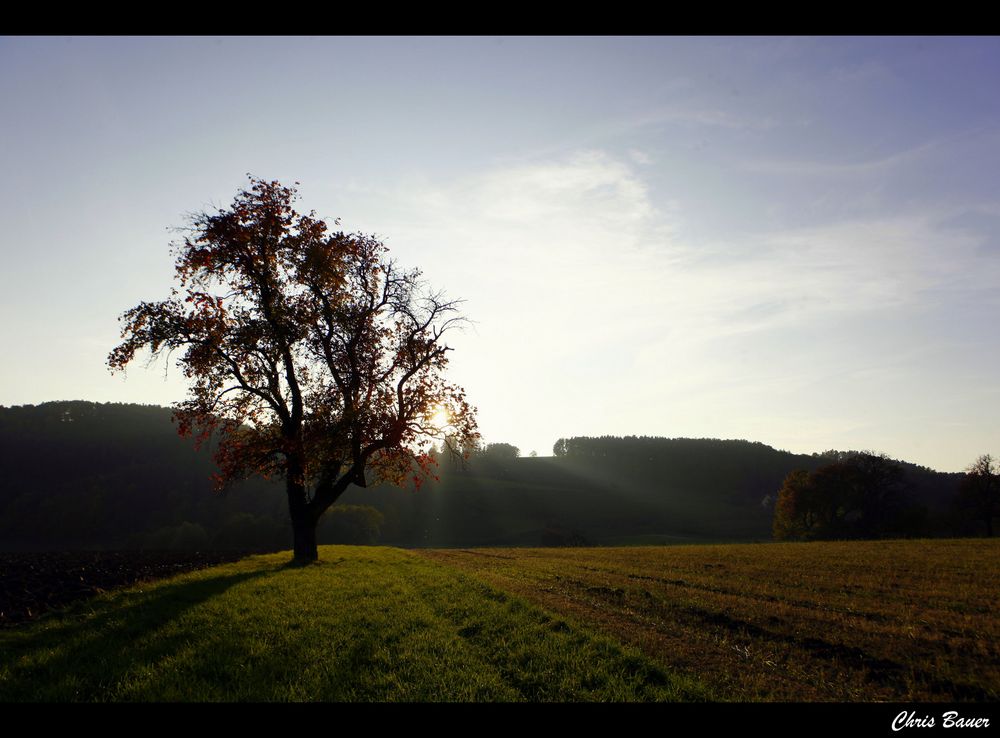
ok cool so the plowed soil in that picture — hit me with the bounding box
[0,550,251,626]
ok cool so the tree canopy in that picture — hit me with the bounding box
[109,177,478,560]
[772,452,924,541]
[956,454,998,537]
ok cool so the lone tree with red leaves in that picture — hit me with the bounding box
[109,177,478,561]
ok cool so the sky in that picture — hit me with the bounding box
[1,36,999,472]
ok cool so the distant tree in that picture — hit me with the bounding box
[847,452,908,537]
[484,442,520,460]
[773,452,914,541]
[773,470,816,540]
[956,454,999,537]
[109,177,478,561]
[318,504,384,545]
[553,438,568,457]
[458,441,521,480]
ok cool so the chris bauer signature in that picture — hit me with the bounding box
[893,711,991,730]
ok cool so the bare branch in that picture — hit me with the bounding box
[108,176,479,561]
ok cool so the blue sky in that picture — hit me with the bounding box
[2,36,999,471]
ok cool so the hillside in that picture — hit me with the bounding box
[0,402,287,550]
[0,401,963,550]
[353,436,959,547]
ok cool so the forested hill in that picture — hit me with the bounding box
[549,435,955,516]
[0,402,963,550]
[0,402,287,550]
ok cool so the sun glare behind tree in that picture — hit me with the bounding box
[108,176,479,561]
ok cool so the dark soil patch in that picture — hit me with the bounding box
[0,550,255,626]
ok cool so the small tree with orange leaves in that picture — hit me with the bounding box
[109,177,478,561]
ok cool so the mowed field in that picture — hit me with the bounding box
[1,539,997,701]
[420,539,1000,701]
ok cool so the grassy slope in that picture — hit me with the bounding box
[4,540,996,703]
[0,547,706,702]
[419,539,1000,701]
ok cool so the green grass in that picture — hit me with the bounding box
[0,546,708,702]
[9,540,994,702]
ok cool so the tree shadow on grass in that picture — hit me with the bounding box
[0,565,275,701]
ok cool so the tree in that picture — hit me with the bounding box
[772,469,815,541]
[772,452,913,541]
[956,454,999,537]
[483,442,520,460]
[108,177,478,561]
[846,452,907,537]
[318,504,384,545]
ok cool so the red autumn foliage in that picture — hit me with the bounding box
[109,176,478,560]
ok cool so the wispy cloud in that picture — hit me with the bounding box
[329,148,1000,467]
[627,149,652,166]
[740,139,941,178]
[471,150,653,224]
[382,149,1000,352]
[629,104,779,132]
[740,124,1000,179]
[827,58,897,87]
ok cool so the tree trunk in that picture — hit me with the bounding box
[292,513,319,562]
[287,469,318,562]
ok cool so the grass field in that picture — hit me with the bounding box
[420,539,1000,701]
[1,539,997,702]
[0,547,705,701]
